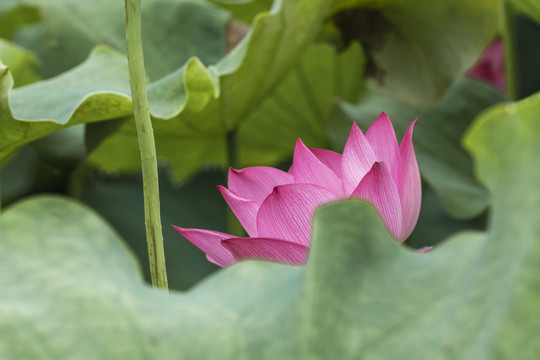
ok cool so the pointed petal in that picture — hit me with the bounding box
[365,112,400,183]
[228,166,293,202]
[398,120,421,240]
[292,139,343,196]
[172,226,235,267]
[341,122,378,196]
[218,186,260,237]
[351,162,403,241]
[416,246,432,254]
[256,184,337,246]
[309,147,342,178]
[223,237,308,265]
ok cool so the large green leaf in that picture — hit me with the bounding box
[2,92,539,358]
[0,46,133,167]
[328,0,500,106]
[329,78,506,218]
[8,0,229,80]
[0,195,299,359]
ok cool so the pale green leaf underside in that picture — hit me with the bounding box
[1,91,539,359]
[0,47,133,167]
[8,0,229,80]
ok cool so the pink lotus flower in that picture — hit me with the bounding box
[173,112,421,267]
[467,38,505,93]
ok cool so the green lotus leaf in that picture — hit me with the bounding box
[6,0,229,80]
[0,46,133,167]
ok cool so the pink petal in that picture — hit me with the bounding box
[228,167,294,202]
[416,246,432,254]
[172,226,235,267]
[467,39,505,92]
[256,184,338,246]
[398,120,421,241]
[341,122,378,196]
[350,162,403,241]
[365,112,401,183]
[222,237,308,265]
[218,186,260,237]
[292,139,343,196]
[309,147,342,178]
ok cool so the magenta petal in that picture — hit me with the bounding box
[309,147,342,178]
[398,120,421,240]
[416,246,432,254]
[292,139,343,196]
[223,237,308,265]
[256,184,338,246]
[341,122,378,196]
[365,112,401,183]
[467,39,505,92]
[218,186,260,237]
[228,166,294,202]
[351,162,403,241]
[172,226,235,267]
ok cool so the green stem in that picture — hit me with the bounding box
[226,130,243,236]
[125,0,168,290]
[501,0,519,101]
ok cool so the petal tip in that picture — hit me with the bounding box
[350,121,361,133]
[377,111,391,123]
[171,225,184,233]
[416,246,432,254]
